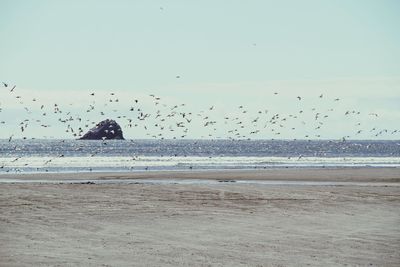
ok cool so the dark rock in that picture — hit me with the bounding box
[79,119,125,140]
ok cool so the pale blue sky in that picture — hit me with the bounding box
[0,0,399,139]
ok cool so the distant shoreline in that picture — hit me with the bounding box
[1,138,400,141]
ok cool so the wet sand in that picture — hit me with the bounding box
[1,168,399,266]
[1,167,400,182]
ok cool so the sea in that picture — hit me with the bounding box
[0,139,399,174]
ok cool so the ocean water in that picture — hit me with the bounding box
[0,139,399,173]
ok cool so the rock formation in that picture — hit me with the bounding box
[79,119,124,140]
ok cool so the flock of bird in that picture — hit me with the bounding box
[1,81,399,142]
[1,81,399,173]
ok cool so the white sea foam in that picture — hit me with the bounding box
[1,156,400,173]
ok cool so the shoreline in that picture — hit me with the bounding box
[0,167,399,182]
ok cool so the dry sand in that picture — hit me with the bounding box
[0,168,399,266]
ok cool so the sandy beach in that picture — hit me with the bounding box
[1,168,399,266]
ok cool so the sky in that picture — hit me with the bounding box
[0,0,399,140]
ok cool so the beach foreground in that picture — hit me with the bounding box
[1,168,399,266]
